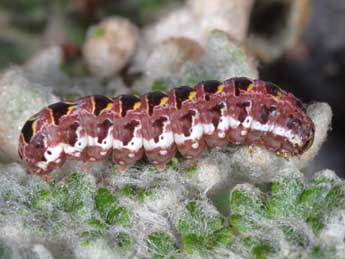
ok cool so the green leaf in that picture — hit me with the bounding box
[251,242,274,259]
[267,177,304,218]
[230,189,266,217]
[31,189,52,209]
[95,188,118,218]
[306,216,325,234]
[177,201,227,255]
[310,246,337,259]
[147,232,178,259]
[182,234,207,256]
[106,207,132,226]
[87,218,106,230]
[116,232,133,251]
[281,225,309,248]
[120,184,152,203]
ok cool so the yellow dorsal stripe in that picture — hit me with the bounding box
[247,84,254,92]
[32,121,37,135]
[105,102,113,111]
[188,91,196,100]
[217,84,224,93]
[275,91,282,100]
[133,101,141,109]
[160,97,168,106]
[67,106,74,115]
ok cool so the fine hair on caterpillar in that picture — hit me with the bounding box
[18,77,315,175]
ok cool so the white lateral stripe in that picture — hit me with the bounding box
[203,123,215,135]
[64,126,88,155]
[113,121,143,153]
[143,116,174,151]
[242,116,253,129]
[229,117,241,128]
[250,119,302,146]
[174,123,203,145]
[218,115,231,132]
[143,131,174,151]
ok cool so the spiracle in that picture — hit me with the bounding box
[18,77,315,175]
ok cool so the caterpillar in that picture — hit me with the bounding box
[18,77,315,175]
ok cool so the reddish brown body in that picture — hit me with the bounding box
[18,77,315,175]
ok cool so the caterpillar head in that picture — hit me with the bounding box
[285,114,315,155]
[18,120,65,175]
[298,122,315,154]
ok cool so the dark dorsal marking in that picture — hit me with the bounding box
[120,95,141,117]
[233,77,252,96]
[22,120,35,143]
[203,80,222,101]
[123,120,140,145]
[286,115,302,130]
[97,119,113,143]
[93,95,112,116]
[48,102,72,125]
[203,80,222,94]
[174,86,194,109]
[265,82,281,96]
[181,110,196,137]
[147,91,167,116]
[152,116,168,143]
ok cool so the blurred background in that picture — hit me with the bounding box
[260,0,345,176]
[0,0,344,176]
